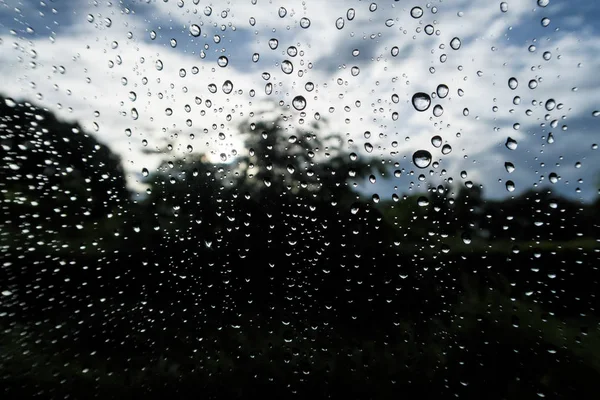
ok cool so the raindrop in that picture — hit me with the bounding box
[351,203,360,214]
[300,17,311,28]
[412,92,432,112]
[410,7,424,18]
[87,14,95,23]
[593,110,599,117]
[433,104,444,117]
[500,2,508,12]
[190,24,201,37]
[437,84,449,98]
[351,66,360,76]
[462,232,472,244]
[508,77,518,90]
[417,197,429,207]
[364,142,373,153]
[538,0,549,7]
[543,51,552,60]
[278,7,287,18]
[450,37,462,50]
[505,137,518,150]
[505,162,515,173]
[431,136,442,148]
[506,180,515,192]
[305,82,315,92]
[204,6,212,16]
[549,172,558,183]
[292,96,307,111]
[528,79,538,89]
[385,19,395,27]
[545,99,556,111]
[252,53,260,62]
[150,30,157,40]
[281,60,294,74]
[287,46,298,57]
[391,46,399,57]
[208,84,217,93]
[155,59,163,71]
[222,80,233,94]
[541,17,550,27]
[369,3,377,12]
[4,98,16,107]
[336,17,345,30]
[347,8,355,20]
[413,150,432,169]
[265,83,273,95]
[269,38,279,50]
[217,56,229,67]
[441,144,452,155]
[142,168,149,177]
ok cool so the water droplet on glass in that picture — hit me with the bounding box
[545,99,556,111]
[150,30,157,40]
[506,180,515,192]
[391,46,399,57]
[369,3,377,12]
[538,0,549,7]
[4,98,16,107]
[217,56,229,67]
[347,8,355,20]
[305,82,314,92]
[292,96,307,111]
[450,37,462,50]
[281,60,294,74]
[336,17,345,29]
[528,79,538,89]
[505,162,515,173]
[385,19,395,27]
[543,51,552,60]
[541,17,550,27]
[441,144,452,155]
[155,59,163,71]
[433,104,444,117]
[278,7,287,18]
[208,84,217,93]
[508,77,518,90]
[190,24,201,37]
[431,135,442,148]
[252,53,260,62]
[351,66,360,76]
[300,17,311,28]
[350,203,360,214]
[413,150,432,169]
[549,172,558,183]
[204,6,213,16]
[462,232,472,244]
[364,142,373,153]
[87,14,95,23]
[593,110,600,117]
[412,92,431,112]
[500,2,508,12]
[287,46,298,57]
[417,197,429,207]
[269,38,279,50]
[142,168,149,177]
[222,80,233,94]
[410,7,424,18]
[436,84,449,98]
[505,137,518,150]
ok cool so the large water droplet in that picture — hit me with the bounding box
[412,92,431,112]
[505,137,518,150]
[450,37,462,50]
[410,7,423,18]
[413,150,432,169]
[441,144,452,155]
[190,24,201,37]
[281,60,293,74]
[431,135,442,148]
[292,95,307,111]
[436,84,449,98]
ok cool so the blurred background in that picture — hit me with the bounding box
[1,0,599,398]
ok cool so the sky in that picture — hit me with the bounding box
[0,0,599,202]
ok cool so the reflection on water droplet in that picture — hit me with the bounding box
[4,98,16,107]
[364,142,373,153]
[417,196,429,207]
[292,95,307,111]
[413,150,432,169]
[412,92,431,112]
[351,203,360,214]
[549,172,558,183]
[462,232,472,244]
[410,7,423,18]
[142,168,149,177]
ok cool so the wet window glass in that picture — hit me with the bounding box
[1,0,599,398]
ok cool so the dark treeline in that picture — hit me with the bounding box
[1,96,599,399]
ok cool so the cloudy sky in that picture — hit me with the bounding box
[1,0,599,201]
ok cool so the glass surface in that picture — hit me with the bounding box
[1,0,599,398]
